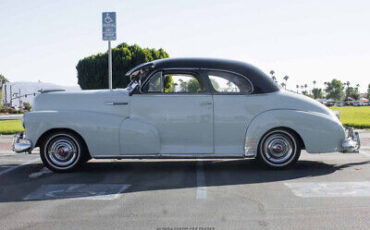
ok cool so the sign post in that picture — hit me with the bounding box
[102,12,116,90]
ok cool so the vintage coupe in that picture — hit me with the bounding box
[13,58,360,172]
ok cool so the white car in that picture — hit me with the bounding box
[13,58,360,172]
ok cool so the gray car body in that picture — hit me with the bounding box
[24,87,345,158]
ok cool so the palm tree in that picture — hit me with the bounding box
[346,81,350,87]
[283,75,289,89]
[281,82,286,89]
[296,85,299,93]
[269,70,277,83]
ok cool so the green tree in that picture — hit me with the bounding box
[187,79,202,93]
[163,75,174,93]
[325,79,344,101]
[178,79,201,93]
[368,84,370,99]
[0,74,9,108]
[76,43,169,89]
[23,102,32,111]
[345,86,359,100]
[312,88,323,99]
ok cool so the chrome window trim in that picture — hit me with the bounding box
[138,67,254,95]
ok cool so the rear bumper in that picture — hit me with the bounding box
[341,127,360,153]
[12,132,32,153]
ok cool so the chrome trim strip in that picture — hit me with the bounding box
[140,67,254,95]
[93,153,249,159]
[105,102,128,105]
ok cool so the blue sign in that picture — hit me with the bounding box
[102,12,116,41]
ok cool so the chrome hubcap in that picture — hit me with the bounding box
[47,137,78,167]
[262,133,294,164]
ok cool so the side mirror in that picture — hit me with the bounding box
[128,82,140,96]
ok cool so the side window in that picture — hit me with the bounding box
[142,72,162,93]
[142,72,205,94]
[208,71,252,94]
[164,73,204,93]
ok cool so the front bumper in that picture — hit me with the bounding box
[341,127,360,153]
[12,132,32,153]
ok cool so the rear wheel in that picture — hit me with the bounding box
[40,131,87,172]
[258,129,301,168]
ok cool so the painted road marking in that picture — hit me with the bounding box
[23,184,131,201]
[285,182,370,197]
[196,160,207,199]
[0,158,39,177]
[29,167,53,179]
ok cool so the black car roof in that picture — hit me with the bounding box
[126,58,279,94]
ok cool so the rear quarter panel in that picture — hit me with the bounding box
[245,109,346,154]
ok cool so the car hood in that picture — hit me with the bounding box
[32,89,130,112]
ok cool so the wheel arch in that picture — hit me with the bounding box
[35,128,91,157]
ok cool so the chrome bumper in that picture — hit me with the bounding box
[12,132,32,153]
[341,127,360,153]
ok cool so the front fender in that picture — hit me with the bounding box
[245,109,346,155]
[24,110,124,156]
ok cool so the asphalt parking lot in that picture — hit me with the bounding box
[1,131,370,230]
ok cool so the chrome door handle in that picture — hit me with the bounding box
[200,102,212,106]
[106,102,128,105]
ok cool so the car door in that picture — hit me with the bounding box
[205,70,254,155]
[128,70,214,155]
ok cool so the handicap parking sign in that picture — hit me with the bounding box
[102,12,116,41]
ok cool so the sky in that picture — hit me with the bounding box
[0,0,369,92]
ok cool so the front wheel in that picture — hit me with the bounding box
[40,131,87,172]
[258,129,301,168]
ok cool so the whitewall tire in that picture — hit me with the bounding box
[40,131,87,172]
[258,129,301,168]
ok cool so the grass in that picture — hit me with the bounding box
[330,106,370,129]
[0,120,24,134]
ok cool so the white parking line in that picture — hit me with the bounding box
[29,167,53,178]
[359,150,370,157]
[196,160,207,200]
[0,158,39,177]
[285,182,370,197]
[23,184,131,201]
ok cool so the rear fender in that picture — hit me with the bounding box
[245,110,345,155]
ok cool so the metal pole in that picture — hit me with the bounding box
[4,83,7,106]
[19,88,22,108]
[108,40,112,90]
[9,85,12,108]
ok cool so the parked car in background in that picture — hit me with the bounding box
[13,58,361,172]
